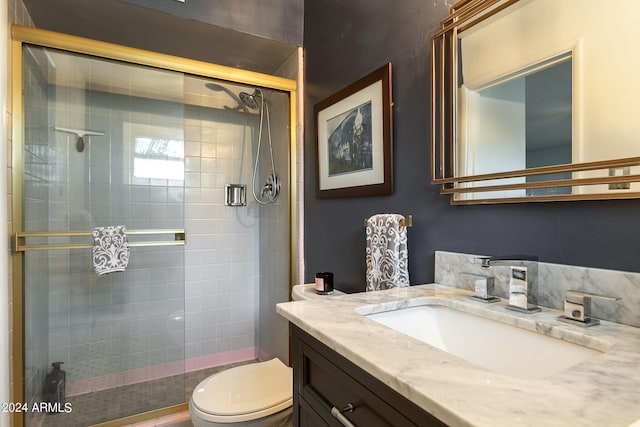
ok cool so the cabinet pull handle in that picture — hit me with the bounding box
[331,404,356,427]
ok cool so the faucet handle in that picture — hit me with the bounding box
[565,290,620,304]
[462,273,499,303]
[560,290,621,327]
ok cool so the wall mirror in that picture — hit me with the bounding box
[431,0,640,204]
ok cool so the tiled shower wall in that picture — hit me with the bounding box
[22,55,268,398]
[39,62,187,393]
[183,82,261,362]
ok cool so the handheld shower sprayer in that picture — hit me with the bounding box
[241,88,280,204]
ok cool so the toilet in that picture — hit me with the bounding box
[189,284,344,426]
[189,358,293,426]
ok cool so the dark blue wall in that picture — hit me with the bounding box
[303,0,640,293]
[121,0,303,46]
[23,0,299,75]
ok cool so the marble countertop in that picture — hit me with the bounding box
[276,284,640,427]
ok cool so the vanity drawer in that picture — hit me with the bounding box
[292,326,446,427]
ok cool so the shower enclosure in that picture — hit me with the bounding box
[11,26,297,427]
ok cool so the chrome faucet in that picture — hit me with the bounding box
[473,254,538,267]
[474,255,541,313]
[558,290,620,327]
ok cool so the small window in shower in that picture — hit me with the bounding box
[134,137,185,180]
[124,121,185,182]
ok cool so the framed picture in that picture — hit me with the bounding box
[315,63,393,198]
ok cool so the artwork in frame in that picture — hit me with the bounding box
[315,63,393,198]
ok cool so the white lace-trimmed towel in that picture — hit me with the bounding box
[92,225,130,275]
[365,214,410,291]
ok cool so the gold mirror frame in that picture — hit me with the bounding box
[431,0,640,204]
[10,25,298,427]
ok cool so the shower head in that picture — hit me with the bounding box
[239,89,262,110]
[205,82,248,113]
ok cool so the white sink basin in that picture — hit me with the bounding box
[361,304,602,379]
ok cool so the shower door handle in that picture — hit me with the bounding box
[330,404,356,427]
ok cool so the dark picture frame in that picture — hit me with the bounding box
[314,63,393,198]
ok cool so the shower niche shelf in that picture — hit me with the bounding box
[225,184,247,206]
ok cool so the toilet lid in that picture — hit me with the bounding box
[192,358,292,418]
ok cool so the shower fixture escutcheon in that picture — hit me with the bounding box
[261,173,281,201]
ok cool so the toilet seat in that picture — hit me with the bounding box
[190,358,293,423]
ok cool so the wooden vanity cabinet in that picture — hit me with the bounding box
[292,326,447,427]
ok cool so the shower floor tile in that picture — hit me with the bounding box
[38,360,254,427]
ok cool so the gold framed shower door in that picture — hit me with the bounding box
[10,24,298,427]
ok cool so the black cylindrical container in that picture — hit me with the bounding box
[43,362,66,409]
[315,272,334,294]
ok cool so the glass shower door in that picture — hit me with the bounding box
[21,45,186,427]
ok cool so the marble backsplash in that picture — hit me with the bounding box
[434,251,640,328]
